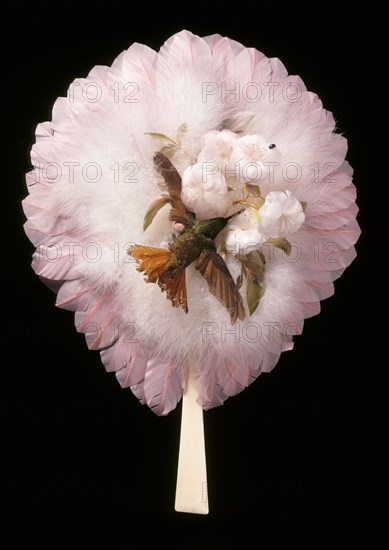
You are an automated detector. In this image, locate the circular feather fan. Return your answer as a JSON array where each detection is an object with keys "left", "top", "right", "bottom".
[
  {"left": 23, "top": 31, "right": 359, "bottom": 420},
  {"left": 23, "top": 30, "right": 360, "bottom": 513}
]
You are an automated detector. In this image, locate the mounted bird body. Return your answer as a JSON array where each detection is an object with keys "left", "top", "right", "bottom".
[{"left": 128, "top": 153, "right": 245, "bottom": 324}]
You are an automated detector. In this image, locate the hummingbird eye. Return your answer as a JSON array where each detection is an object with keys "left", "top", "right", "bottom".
[{"left": 268, "top": 143, "right": 276, "bottom": 149}]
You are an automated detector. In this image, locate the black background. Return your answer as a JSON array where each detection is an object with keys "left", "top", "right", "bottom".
[{"left": 3, "top": 1, "right": 372, "bottom": 546}]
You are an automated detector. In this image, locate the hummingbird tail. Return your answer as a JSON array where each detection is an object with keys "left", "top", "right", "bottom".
[
  {"left": 128, "top": 245, "right": 171, "bottom": 282},
  {"left": 128, "top": 245, "right": 188, "bottom": 313}
]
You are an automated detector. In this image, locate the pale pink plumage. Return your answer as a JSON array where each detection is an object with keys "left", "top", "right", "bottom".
[{"left": 23, "top": 30, "right": 360, "bottom": 415}]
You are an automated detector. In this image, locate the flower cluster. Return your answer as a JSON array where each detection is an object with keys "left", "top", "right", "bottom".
[
  {"left": 180, "top": 129, "right": 305, "bottom": 257},
  {"left": 144, "top": 125, "right": 307, "bottom": 317}
]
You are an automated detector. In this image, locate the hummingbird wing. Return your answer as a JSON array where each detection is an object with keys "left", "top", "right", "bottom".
[
  {"left": 154, "top": 152, "right": 195, "bottom": 228},
  {"left": 195, "top": 249, "right": 245, "bottom": 324},
  {"left": 158, "top": 270, "right": 188, "bottom": 313}
]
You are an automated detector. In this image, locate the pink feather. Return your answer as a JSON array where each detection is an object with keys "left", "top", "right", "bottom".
[{"left": 22, "top": 30, "right": 360, "bottom": 416}]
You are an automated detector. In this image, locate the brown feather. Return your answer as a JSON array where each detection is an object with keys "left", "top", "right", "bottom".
[
  {"left": 159, "top": 270, "right": 188, "bottom": 313},
  {"left": 128, "top": 245, "right": 188, "bottom": 312},
  {"left": 153, "top": 152, "right": 195, "bottom": 228},
  {"left": 128, "top": 245, "right": 171, "bottom": 282},
  {"left": 196, "top": 250, "right": 245, "bottom": 324},
  {"left": 153, "top": 152, "right": 182, "bottom": 198}
]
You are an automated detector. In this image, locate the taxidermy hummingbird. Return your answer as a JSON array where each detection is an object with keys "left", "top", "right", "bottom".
[{"left": 128, "top": 152, "right": 245, "bottom": 324}]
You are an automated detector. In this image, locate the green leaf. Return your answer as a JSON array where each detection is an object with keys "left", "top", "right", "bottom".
[
  {"left": 236, "top": 273, "right": 243, "bottom": 290},
  {"left": 239, "top": 250, "right": 266, "bottom": 282},
  {"left": 143, "top": 196, "right": 170, "bottom": 231},
  {"left": 216, "top": 242, "right": 226, "bottom": 256},
  {"left": 266, "top": 237, "right": 292, "bottom": 256},
  {"left": 245, "top": 184, "right": 262, "bottom": 197},
  {"left": 250, "top": 206, "right": 260, "bottom": 224},
  {"left": 239, "top": 250, "right": 266, "bottom": 316},
  {"left": 176, "top": 123, "right": 188, "bottom": 143},
  {"left": 144, "top": 132, "right": 177, "bottom": 145},
  {"left": 220, "top": 111, "right": 256, "bottom": 133},
  {"left": 246, "top": 277, "right": 264, "bottom": 315},
  {"left": 159, "top": 144, "right": 178, "bottom": 160}
]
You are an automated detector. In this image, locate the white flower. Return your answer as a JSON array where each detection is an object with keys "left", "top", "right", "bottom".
[
  {"left": 259, "top": 190, "right": 305, "bottom": 237},
  {"left": 231, "top": 134, "right": 269, "bottom": 183},
  {"left": 225, "top": 209, "right": 266, "bottom": 255},
  {"left": 181, "top": 162, "right": 232, "bottom": 220},
  {"left": 198, "top": 129, "right": 238, "bottom": 164},
  {"left": 198, "top": 130, "right": 242, "bottom": 192}
]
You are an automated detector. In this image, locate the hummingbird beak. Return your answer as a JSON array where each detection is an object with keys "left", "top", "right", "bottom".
[{"left": 225, "top": 208, "right": 246, "bottom": 221}]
